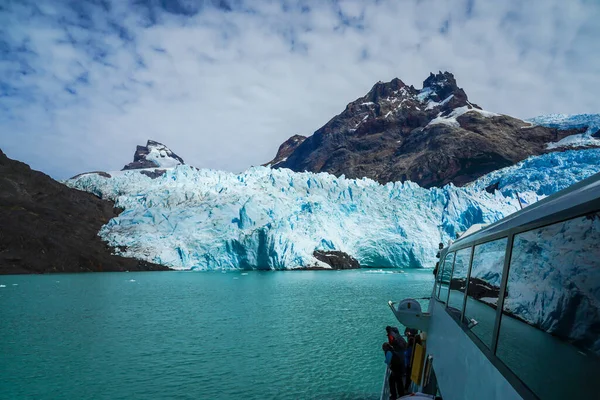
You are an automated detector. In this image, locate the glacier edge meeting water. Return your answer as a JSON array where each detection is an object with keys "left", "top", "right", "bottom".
[{"left": 66, "top": 146, "right": 600, "bottom": 271}]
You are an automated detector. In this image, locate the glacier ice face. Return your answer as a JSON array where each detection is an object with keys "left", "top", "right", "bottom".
[
  {"left": 66, "top": 147, "right": 600, "bottom": 271},
  {"left": 527, "top": 113, "right": 600, "bottom": 150},
  {"left": 470, "top": 148, "right": 600, "bottom": 198},
  {"left": 67, "top": 168, "right": 520, "bottom": 270}
]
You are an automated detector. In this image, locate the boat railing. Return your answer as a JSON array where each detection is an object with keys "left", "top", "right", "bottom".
[{"left": 380, "top": 367, "right": 391, "bottom": 400}]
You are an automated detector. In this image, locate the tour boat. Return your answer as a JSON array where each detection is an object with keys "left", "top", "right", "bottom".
[{"left": 385, "top": 172, "right": 600, "bottom": 399}]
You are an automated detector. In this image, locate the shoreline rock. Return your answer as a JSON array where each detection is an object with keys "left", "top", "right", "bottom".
[{"left": 312, "top": 250, "right": 361, "bottom": 270}]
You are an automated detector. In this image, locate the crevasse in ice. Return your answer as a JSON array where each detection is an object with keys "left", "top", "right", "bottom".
[{"left": 66, "top": 147, "right": 600, "bottom": 271}]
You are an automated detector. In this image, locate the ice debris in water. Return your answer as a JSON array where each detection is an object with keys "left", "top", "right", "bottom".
[
  {"left": 66, "top": 147, "right": 600, "bottom": 271},
  {"left": 0, "top": 285, "right": 6, "bottom": 288},
  {"left": 362, "top": 270, "right": 398, "bottom": 274}
]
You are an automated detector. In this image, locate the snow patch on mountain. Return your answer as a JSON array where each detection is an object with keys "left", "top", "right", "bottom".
[
  {"left": 122, "top": 140, "right": 184, "bottom": 170},
  {"left": 425, "top": 94, "right": 454, "bottom": 110},
  {"left": 145, "top": 144, "right": 183, "bottom": 168},
  {"left": 427, "top": 106, "right": 500, "bottom": 128}
]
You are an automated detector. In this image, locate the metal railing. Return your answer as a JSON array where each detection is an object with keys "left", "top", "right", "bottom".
[{"left": 380, "top": 367, "right": 391, "bottom": 400}]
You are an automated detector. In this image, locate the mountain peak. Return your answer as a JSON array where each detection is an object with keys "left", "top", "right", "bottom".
[
  {"left": 266, "top": 71, "right": 597, "bottom": 187},
  {"left": 420, "top": 71, "right": 469, "bottom": 106},
  {"left": 365, "top": 77, "right": 408, "bottom": 103},
  {"left": 122, "top": 140, "right": 184, "bottom": 171},
  {"left": 423, "top": 71, "right": 457, "bottom": 90}
]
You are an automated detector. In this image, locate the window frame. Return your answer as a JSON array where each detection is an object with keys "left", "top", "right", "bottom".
[
  {"left": 443, "top": 245, "right": 473, "bottom": 320},
  {"left": 494, "top": 211, "right": 600, "bottom": 399},
  {"left": 436, "top": 251, "right": 455, "bottom": 304},
  {"left": 458, "top": 237, "right": 509, "bottom": 349}
]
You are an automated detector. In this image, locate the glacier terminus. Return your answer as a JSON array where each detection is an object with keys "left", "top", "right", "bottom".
[{"left": 66, "top": 142, "right": 600, "bottom": 271}]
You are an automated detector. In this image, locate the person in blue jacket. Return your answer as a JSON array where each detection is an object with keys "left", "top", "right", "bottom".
[{"left": 382, "top": 342, "right": 405, "bottom": 399}]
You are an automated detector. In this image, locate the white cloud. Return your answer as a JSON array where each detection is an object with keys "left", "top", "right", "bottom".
[{"left": 1, "top": 0, "right": 599, "bottom": 179}]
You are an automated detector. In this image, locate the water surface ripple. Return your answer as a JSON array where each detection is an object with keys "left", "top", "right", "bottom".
[{"left": 0, "top": 270, "right": 432, "bottom": 400}]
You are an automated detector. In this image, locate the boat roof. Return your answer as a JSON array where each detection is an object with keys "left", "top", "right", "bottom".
[
  {"left": 456, "top": 223, "right": 488, "bottom": 240},
  {"left": 448, "top": 171, "right": 600, "bottom": 251}
]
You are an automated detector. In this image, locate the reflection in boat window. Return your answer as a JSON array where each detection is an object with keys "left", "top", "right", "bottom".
[
  {"left": 447, "top": 247, "right": 472, "bottom": 316},
  {"left": 437, "top": 252, "right": 454, "bottom": 303},
  {"left": 497, "top": 212, "right": 600, "bottom": 399},
  {"left": 463, "top": 238, "right": 507, "bottom": 349}
]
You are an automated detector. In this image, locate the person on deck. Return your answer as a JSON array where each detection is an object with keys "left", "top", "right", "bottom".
[
  {"left": 386, "top": 325, "right": 407, "bottom": 352},
  {"left": 383, "top": 342, "right": 405, "bottom": 399}
]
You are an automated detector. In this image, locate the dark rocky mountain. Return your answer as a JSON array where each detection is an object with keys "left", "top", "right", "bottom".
[
  {"left": 267, "top": 72, "right": 592, "bottom": 188},
  {"left": 265, "top": 134, "right": 306, "bottom": 167},
  {"left": 0, "top": 149, "right": 170, "bottom": 274},
  {"left": 122, "top": 140, "right": 184, "bottom": 170}
]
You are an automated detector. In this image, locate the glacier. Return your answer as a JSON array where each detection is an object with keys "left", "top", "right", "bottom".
[
  {"left": 469, "top": 148, "right": 600, "bottom": 197},
  {"left": 66, "top": 146, "right": 600, "bottom": 271},
  {"left": 527, "top": 113, "right": 600, "bottom": 150}
]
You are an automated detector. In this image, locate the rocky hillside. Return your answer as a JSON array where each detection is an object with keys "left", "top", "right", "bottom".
[
  {"left": 265, "top": 135, "right": 306, "bottom": 167},
  {"left": 267, "top": 72, "right": 595, "bottom": 187},
  {"left": 0, "top": 149, "right": 170, "bottom": 274}
]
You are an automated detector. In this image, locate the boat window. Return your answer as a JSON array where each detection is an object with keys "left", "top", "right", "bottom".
[
  {"left": 463, "top": 237, "right": 507, "bottom": 349},
  {"left": 437, "top": 252, "right": 454, "bottom": 303},
  {"left": 496, "top": 212, "right": 600, "bottom": 399},
  {"left": 447, "top": 247, "right": 472, "bottom": 317}
]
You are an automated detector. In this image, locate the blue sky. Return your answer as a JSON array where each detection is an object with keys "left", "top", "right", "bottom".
[{"left": 1, "top": 0, "right": 599, "bottom": 179}]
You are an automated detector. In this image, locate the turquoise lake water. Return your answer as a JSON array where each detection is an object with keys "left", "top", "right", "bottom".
[{"left": 0, "top": 269, "right": 433, "bottom": 400}]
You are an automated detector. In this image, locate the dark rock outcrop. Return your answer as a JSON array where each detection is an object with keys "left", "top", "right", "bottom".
[
  {"left": 0, "top": 149, "right": 171, "bottom": 274},
  {"left": 69, "top": 171, "right": 112, "bottom": 180},
  {"left": 485, "top": 181, "right": 500, "bottom": 194},
  {"left": 264, "top": 135, "right": 306, "bottom": 167},
  {"left": 140, "top": 169, "right": 167, "bottom": 179},
  {"left": 122, "top": 140, "right": 184, "bottom": 170},
  {"left": 312, "top": 250, "right": 360, "bottom": 270},
  {"left": 268, "top": 71, "right": 595, "bottom": 188}
]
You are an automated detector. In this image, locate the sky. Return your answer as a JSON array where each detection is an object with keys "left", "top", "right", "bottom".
[{"left": 1, "top": 0, "right": 599, "bottom": 179}]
